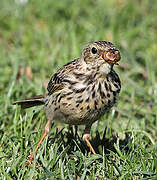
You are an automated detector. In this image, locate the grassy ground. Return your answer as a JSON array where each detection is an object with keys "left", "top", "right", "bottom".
[{"left": 0, "top": 0, "right": 157, "bottom": 179}]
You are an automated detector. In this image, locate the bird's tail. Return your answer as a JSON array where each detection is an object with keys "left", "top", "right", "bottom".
[{"left": 13, "top": 95, "right": 45, "bottom": 109}]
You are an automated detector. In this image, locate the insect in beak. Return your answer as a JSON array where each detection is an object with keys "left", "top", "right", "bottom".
[{"left": 100, "top": 49, "right": 121, "bottom": 65}]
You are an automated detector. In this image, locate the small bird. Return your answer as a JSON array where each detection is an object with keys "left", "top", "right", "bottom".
[{"left": 13, "top": 41, "right": 121, "bottom": 164}]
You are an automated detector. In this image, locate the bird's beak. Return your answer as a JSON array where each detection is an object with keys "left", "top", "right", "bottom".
[{"left": 100, "top": 49, "right": 121, "bottom": 65}]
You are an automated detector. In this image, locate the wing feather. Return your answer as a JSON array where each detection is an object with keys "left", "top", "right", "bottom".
[{"left": 47, "top": 58, "right": 79, "bottom": 95}]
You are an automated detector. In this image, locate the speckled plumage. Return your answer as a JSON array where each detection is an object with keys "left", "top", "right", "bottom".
[
  {"left": 45, "top": 61, "right": 121, "bottom": 126},
  {"left": 44, "top": 41, "right": 121, "bottom": 126},
  {"left": 14, "top": 41, "right": 121, "bottom": 159}
]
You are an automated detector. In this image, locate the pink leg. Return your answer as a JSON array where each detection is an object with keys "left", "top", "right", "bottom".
[
  {"left": 25, "top": 119, "right": 52, "bottom": 166},
  {"left": 83, "top": 125, "right": 96, "bottom": 154}
]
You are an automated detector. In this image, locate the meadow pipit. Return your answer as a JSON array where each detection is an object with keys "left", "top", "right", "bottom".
[{"left": 14, "top": 41, "right": 121, "bottom": 164}]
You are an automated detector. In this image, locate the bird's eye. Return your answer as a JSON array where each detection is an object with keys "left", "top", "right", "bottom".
[{"left": 91, "top": 47, "right": 97, "bottom": 54}]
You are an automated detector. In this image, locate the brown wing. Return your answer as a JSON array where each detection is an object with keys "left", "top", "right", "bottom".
[
  {"left": 47, "top": 58, "right": 79, "bottom": 95},
  {"left": 47, "top": 72, "right": 63, "bottom": 94}
]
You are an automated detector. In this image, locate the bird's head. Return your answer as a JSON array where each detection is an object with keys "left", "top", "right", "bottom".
[{"left": 82, "top": 41, "right": 121, "bottom": 74}]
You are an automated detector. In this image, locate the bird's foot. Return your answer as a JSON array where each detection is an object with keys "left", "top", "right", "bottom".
[{"left": 25, "top": 154, "right": 38, "bottom": 168}]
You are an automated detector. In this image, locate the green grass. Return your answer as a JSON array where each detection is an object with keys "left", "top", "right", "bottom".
[{"left": 0, "top": 0, "right": 157, "bottom": 179}]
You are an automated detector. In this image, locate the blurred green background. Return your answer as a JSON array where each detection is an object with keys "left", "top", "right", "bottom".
[{"left": 0, "top": 0, "right": 157, "bottom": 179}]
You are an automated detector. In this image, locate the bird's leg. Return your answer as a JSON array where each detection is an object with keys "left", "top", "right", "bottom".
[
  {"left": 83, "top": 125, "right": 96, "bottom": 154},
  {"left": 25, "top": 119, "right": 52, "bottom": 166}
]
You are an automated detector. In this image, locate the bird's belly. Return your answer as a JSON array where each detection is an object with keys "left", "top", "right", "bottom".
[
  {"left": 45, "top": 77, "right": 120, "bottom": 125},
  {"left": 51, "top": 93, "right": 117, "bottom": 125},
  {"left": 53, "top": 102, "right": 112, "bottom": 125}
]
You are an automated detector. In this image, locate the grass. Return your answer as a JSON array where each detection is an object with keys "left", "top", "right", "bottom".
[{"left": 0, "top": 0, "right": 157, "bottom": 179}]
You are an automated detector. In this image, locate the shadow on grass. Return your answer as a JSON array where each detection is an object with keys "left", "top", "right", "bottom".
[
  {"left": 37, "top": 127, "right": 156, "bottom": 179},
  {"left": 48, "top": 126, "right": 131, "bottom": 156}
]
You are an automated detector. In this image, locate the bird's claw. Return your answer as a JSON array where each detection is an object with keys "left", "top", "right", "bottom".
[{"left": 25, "top": 154, "right": 38, "bottom": 168}]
